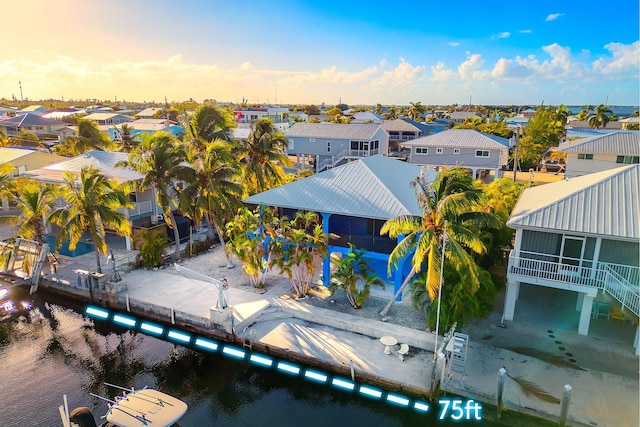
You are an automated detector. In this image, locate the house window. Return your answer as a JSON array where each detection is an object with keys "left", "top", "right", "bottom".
[
  {"left": 128, "top": 192, "right": 138, "bottom": 203},
  {"left": 475, "top": 150, "right": 489, "bottom": 157},
  {"left": 415, "top": 147, "right": 428, "bottom": 154},
  {"left": 578, "top": 153, "right": 594, "bottom": 160},
  {"left": 616, "top": 155, "right": 640, "bottom": 164},
  {"left": 436, "top": 147, "right": 443, "bottom": 154},
  {"left": 327, "top": 141, "right": 331, "bottom": 152},
  {"left": 453, "top": 148, "right": 460, "bottom": 154}
]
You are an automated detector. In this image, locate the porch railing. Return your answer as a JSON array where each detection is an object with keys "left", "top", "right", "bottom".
[
  {"left": 316, "top": 148, "right": 380, "bottom": 172},
  {"left": 508, "top": 251, "right": 639, "bottom": 317},
  {"left": 117, "top": 200, "right": 153, "bottom": 218}
]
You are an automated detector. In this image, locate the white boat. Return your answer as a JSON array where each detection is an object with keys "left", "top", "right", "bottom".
[{"left": 60, "top": 383, "right": 188, "bottom": 427}]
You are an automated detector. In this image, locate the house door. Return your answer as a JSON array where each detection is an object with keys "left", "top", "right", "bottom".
[{"left": 560, "top": 235, "right": 585, "bottom": 275}]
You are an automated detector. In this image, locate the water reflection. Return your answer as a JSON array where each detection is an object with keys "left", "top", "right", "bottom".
[{"left": 0, "top": 288, "right": 509, "bottom": 427}]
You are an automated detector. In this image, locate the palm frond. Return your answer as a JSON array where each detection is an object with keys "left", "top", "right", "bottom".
[
  {"left": 507, "top": 347, "right": 586, "bottom": 371},
  {"left": 507, "top": 375, "right": 561, "bottom": 404}
]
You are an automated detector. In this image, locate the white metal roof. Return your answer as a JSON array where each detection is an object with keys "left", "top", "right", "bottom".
[
  {"left": 286, "top": 123, "right": 382, "bottom": 140},
  {"left": 507, "top": 164, "right": 639, "bottom": 240},
  {"left": 558, "top": 131, "right": 640, "bottom": 155},
  {"left": 401, "top": 129, "right": 510, "bottom": 149},
  {"left": 244, "top": 155, "right": 431, "bottom": 220},
  {"left": 25, "top": 150, "right": 142, "bottom": 183}
]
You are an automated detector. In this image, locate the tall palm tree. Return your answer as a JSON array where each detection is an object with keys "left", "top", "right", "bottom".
[
  {"left": 121, "top": 133, "right": 193, "bottom": 260},
  {"left": 379, "top": 168, "right": 500, "bottom": 316},
  {"left": 10, "top": 181, "right": 58, "bottom": 243},
  {"left": 48, "top": 166, "right": 132, "bottom": 274},
  {"left": 384, "top": 107, "right": 398, "bottom": 120},
  {"left": 186, "top": 104, "right": 234, "bottom": 150},
  {"left": 588, "top": 104, "right": 613, "bottom": 129},
  {"left": 183, "top": 138, "right": 243, "bottom": 267},
  {"left": 240, "top": 118, "right": 292, "bottom": 195}
]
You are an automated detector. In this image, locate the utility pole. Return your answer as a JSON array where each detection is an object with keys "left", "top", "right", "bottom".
[
  {"left": 512, "top": 127, "right": 520, "bottom": 182},
  {"left": 18, "top": 81, "right": 23, "bottom": 102}
]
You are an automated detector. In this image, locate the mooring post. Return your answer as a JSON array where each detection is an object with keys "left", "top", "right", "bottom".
[
  {"left": 497, "top": 367, "right": 507, "bottom": 420},
  {"left": 349, "top": 360, "right": 355, "bottom": 381},
  {"left": 125, "top": 294, "right": 130, "bottom": 312},
  {"left": 171, "top": 306, "right": 175, "bottom": 325},
  {"left": 559, "top": 384, "right": 572, "bottom": 426}
]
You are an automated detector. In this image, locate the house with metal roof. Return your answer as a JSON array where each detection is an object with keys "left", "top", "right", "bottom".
[
  {"left": 0, "top": 113, "right": 68, "bottom": 139},
  {"left": 25, "top": 151, "right": 162, "bottom": 251},
  {"left": 381, "top": 118, "right": 430, "bottom": 156},
  {"left": 448, "top": 111, "right": 482, "bottom": 123},
  {"left": 557, "top": 131, "right": 640, "bottom": 178},
  {"left": 505, "top": 165, "right": 639, "bottom": 353},
  {"left": 83, "top": 113, "right": 133, "bottom": 126},
  {"left": 20, "top": 105, "right": 49, "bottom": 116},
  {"left": 401, "top": 129, "right": 510, "bottom": 181},
  {"left": 244, "top": 155, "right": 432, "bottom": 296},
  {"left": 285, "top": 122, "right": 389, "bottom": 172},
  {"left": 135, "top": 107, "right": 164, "bottom": 119}
]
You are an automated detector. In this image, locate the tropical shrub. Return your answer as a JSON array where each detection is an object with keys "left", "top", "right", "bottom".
[
  {"left": 269, "top": 211, "right": 331, "bottom": 298},
  {"left": 136, "top": 228, "right": 170, "bottom": 268},
  {"left": 330, "top": 246, "right": 384, "bottom": 308}
]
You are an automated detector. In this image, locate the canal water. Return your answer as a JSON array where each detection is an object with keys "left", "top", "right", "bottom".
[{"left": 0, "top": 288, "right": 536, "bottom": 427}]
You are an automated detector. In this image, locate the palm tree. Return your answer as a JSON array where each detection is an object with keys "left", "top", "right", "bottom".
[
  {"left": 48, "top": 166, "right": 132, "bottom": 274},
  {"left": 10, "top": 181, "right": 58, "bottom": 243},
  {"left": 183, "top": 138, "right": 243, "bottom": 267},
  {"left": 384, "top": 107, "right": 398, "bottom": 120},
  {"left": 379, "top": 167, "right": 500, "bottom": 316},
  {"left": 117, "top": 124, "right": 140, "bottom": 152},
  {"left": 186, "top": 104, "right": 234, "bottom": 149},
  {"left": 120, "top": 133, "right": 193, "bottom": 260},
  {"left": 408, "top": 101, "right": 426, "bottom": 121},
  {"left": 54, "top": 119, "right": 113, "bottom": 156},
  {"left": 240, "top": 118, "right": 292, "bottom": 195},
  {"left": 588, "top": 104, "right": 613, "bottom": 129}
]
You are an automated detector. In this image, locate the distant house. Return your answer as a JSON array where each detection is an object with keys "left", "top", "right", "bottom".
[
  {"left": 83, "top": 113, "right": 133, "bottom": 126},
  {"left": 0, "top": 147, "right": 66, "bottom": 210},
  {"left": 285, "top": 122, "right": 389, "bottom": 172},
  {"left": 106, "top": 119, "right": 185, "bottom": 141},
  {"left": 19, "top": 105, "right": 49, "bottom": 116},
  {"left": 567, "top": 120, "right": 622, "bottom": 130},
  {"left": 25, "top": 151, "right": 161, "bottom": 251},
  {"left": 505, "top": 165, "right": 639, "bottom": 354},
  {"left": 557, "top": 131, "right": 640, "bottom": 178},
  {"left": 381, "top": 118, "right": 430, "bottom": 155},
  {"left": 520, "top": 108, "right": 536, "bottom": 117},
  {"left": 449, "top": 111, "right": 482, "bottom": 124},
  {"left": 244, "top": 155, "right": 431, "bottom": 296},
  {"left": 0, "top": 147, "right": 66, "bottom": 177},
  {"left": 402, "top": 129, "right": 510, "bottom": 181},
  {"left": 42, "top": 108, "right": 85, "bottom": 120},
  {"left": 348, "top": 111, "right": 383, "bottom": 124},
  {"left": 0, "top": 113, "right": 68, "bottom": 139},
  {"left": 135, "top": 107, "right": 163, "bottom": 119},
  {"left": 234, "top": 106, "right": 290, "bottom": 131}
]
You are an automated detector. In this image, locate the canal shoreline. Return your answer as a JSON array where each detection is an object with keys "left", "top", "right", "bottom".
[{"left": 31, "top": 259, "right": 640, "bottom": 427}]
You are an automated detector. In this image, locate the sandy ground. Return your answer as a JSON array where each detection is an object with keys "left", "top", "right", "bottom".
[{"left": 175, "top": 243, "right": 638, "bottom": 380}]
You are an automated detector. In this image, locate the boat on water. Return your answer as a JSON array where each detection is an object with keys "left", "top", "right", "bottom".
[{"left": 60, "top": 383, "right": 188, "bottom": 427}]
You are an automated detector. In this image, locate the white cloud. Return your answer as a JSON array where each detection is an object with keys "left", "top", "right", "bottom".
[
  {"left": 448, "top": 42, "right": 460, "bottom": 47},
  {"left": 491, "top": 32, "right": 511, "bottom": 40},
  {"left": 240, "top": 62, "right": 254, "bottom": 70},
  {"left": 491, "top": 58, "right": 534, "bottom": 79},
  {"left": 430, "top": 61, "right": 457, "bottom": 82},
  {"left": 458, "top": 53, "right": 489, "bottom": 80},
  {"left": 369, "top": 58, "right": 425, "bottom": 88},
  {"left": 545, "top": 13, "right": 564, "bottom": 21},
  {"left": 592, "top": 41, "right": 640, "bottom": 77},
  {"left": 519, "top": 29, "right": 532, "bottom": 34}
]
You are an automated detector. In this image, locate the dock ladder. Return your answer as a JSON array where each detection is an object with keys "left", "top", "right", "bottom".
[{"left": 242, "top": 327, "right": 256, "bottom": 350}]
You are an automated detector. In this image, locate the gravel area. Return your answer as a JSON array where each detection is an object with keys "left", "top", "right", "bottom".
[{"left": 177, "top": 244, "right": 639, "bottom": 379}]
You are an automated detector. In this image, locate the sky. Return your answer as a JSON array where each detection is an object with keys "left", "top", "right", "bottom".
[{"left": 1, "top": 0, "right": 638, "bottom": 107}]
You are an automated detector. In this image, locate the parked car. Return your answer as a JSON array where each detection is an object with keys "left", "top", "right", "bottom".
[{"left": 540, "top": 159, "right": 565, "bottom": 173}]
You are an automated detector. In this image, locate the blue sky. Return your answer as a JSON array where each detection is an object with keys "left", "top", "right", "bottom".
[{"left": 1, "top": 0, "right": 638, "bottom": 106}]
